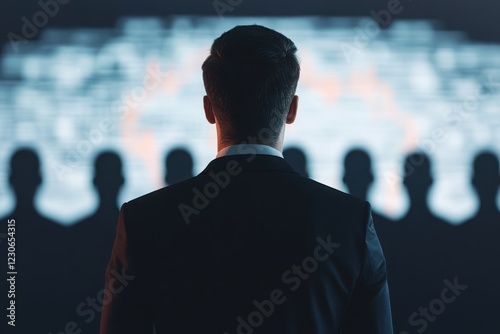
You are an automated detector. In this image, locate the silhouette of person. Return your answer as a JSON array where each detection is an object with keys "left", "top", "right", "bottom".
[
  {"left": 342, "top": 148, "right": 393, "bottom": 225},
  {"left": 342, "top": 149, "right": 373, "bottom": 200},
  {"left": 450, "top": 151, "right": 500, "bottom": 333},
  {"left": 164, "top": 147, "right": 194, "bottom": 186},
  {"left": 391, "top": 151, "right": 453, "bottom": 334},
  {"left": 0, "top": 147, "right": 66, "bottom": 333},
  {"left": 342, "top": 148, "right": 397, "bottom": 245},
  {"left": 69, "top": 151, "right": 125, "bottom": 334},
  {"left": 463, "top": 151, "right": 500, "bottom": 227},
  {"left": 3, "top": 148, "right": 60, "bottom": 227},
  {"left": 283, "top": 146, "right": 309, "bottom": 177},
  {"left": 398, "top": 152, "right": 449, "bottom": 227}
]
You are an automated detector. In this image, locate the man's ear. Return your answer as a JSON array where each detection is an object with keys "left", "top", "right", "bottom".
[
  {"left": 204, "top": 95, "right": 216, "bottom": 124},
  {"left": 286, "top": 95, "right": 298, "bottom": 124}
]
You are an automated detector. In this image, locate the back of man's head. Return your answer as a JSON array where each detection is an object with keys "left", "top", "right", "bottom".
[{"left": 202, "top": 25, "right": 300, "bottom": 144}]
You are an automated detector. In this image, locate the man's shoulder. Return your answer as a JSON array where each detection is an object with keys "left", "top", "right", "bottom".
[
  {"left": 125, "top": 172, "right": 366, "bottom": 214},
  {"left": 125, "top": 175, "right": 203, "bottom": 210},
  {"left": 302, "top": 176, "right": 365, "bottom": 203}
]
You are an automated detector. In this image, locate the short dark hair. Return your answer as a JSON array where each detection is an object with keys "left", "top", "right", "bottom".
[{"left": 202, "top": 25, "right": 300, "bottom": 144}]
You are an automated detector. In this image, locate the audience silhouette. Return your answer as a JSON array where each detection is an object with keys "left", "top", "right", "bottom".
[
  {"left": 69, "top": 151, "right": 125, "bottom": 334},
  {"left": 1, "top": 146, "right": 499, "bottom": 333},
  {"left": 0, "top": 148, "right": 66, "bottom": 333},
  {"left": 342, "top": 148, "right": 393, "bottom": 226},
  {"left": 463, "top": 151, "right": 500, "bottom": 227},
  {"left": 283, "top": 146, "right": 309, "bottom": 177},
  {"left": 390, "top": 152, "right": 458, "bottom": 333},
  {"left": 3, "top": 148, "right": 60, "bottom": 227},
  {"left": 399, "top": 152, "right": 449, "bottom": 227},
  {"left": 164, "top": 147, "right": 194, "bottom": 185},
  {"left": 450, "top": 151, "right": 500, "bottom": 333}
]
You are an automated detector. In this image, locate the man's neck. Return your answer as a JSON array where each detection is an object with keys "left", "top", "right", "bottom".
[
  {"left": 215, "top": 124, "right": 285, "bottom": 153},
  {"left": 216, "top": 143, "right": 284, "bottom": 158},
  {"left": 218, "top": 142, "right": 282, "bottom": 152}
]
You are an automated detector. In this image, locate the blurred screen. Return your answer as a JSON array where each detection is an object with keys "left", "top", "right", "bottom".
[{"left": 1, "top": 16, "right": 499, "bottom": 224}]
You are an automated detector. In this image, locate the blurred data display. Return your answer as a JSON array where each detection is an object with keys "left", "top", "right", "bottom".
[{"left": 1, "top": 16, "right": 499, "bottom": 224}]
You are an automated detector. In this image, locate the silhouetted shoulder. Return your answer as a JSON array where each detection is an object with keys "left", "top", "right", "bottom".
[
  {"left": 126, "top": 174, "right": 208, "bottom": 209},
  {"left": 303, "top": 176, "right": 369, "bottom": 210},
  {"left": 122, "top": 169, "right": 370, "bottom": 242}
]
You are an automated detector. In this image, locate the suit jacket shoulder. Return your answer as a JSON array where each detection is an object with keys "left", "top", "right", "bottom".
[{"left": 101, "top": 154, "right": 392, "bottom": 334}]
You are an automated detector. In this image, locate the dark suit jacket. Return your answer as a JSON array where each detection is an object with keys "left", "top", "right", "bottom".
[{"left": 100, "top": 154, "right": 393, "bottom": 334}]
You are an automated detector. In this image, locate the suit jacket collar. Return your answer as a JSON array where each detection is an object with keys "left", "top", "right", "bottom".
[{"left": 199, "top": 154, "right": 299, "bottom": 176}]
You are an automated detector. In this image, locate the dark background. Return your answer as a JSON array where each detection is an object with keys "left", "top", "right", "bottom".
[{"left": 1, "top": 0, "right": 500, "bottom": 48}]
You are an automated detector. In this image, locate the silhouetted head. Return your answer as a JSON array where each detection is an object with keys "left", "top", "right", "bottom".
[
  {"left": 471, "top": 151, "right": 500, "bottom": 202},
  {"left": 403, "top": 152, "right": 433, "bottom": 202},
  {"left": 92, "top": 151, "right": 124, "bottom": 201},
  {"left": 8, "top": 148, "right": 42, "bottom": 203},
  {"left": 283, "top": 147, "right": 309, "bottom": 177},
  {"left": 202, "top": 25, "right": 300, "bottom": 146},
  {"left": 165, "top": 148, "right": 194, "bottom": 185},
  {"left": 342, "top": 148, "right": 374, "bottom": 201}
]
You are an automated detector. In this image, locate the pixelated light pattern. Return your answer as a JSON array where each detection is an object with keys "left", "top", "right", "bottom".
[{"left": 0, "top": 16, "right": 499, "bottom": 224}]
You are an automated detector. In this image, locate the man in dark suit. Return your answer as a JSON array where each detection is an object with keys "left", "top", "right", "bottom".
[{"left": 100, "top": 25, "right": 393, "bottom": 334}]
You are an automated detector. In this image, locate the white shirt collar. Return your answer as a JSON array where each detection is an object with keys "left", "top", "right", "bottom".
[{"left": 216, "top": 144, "right": 284, "bottom": 158}]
